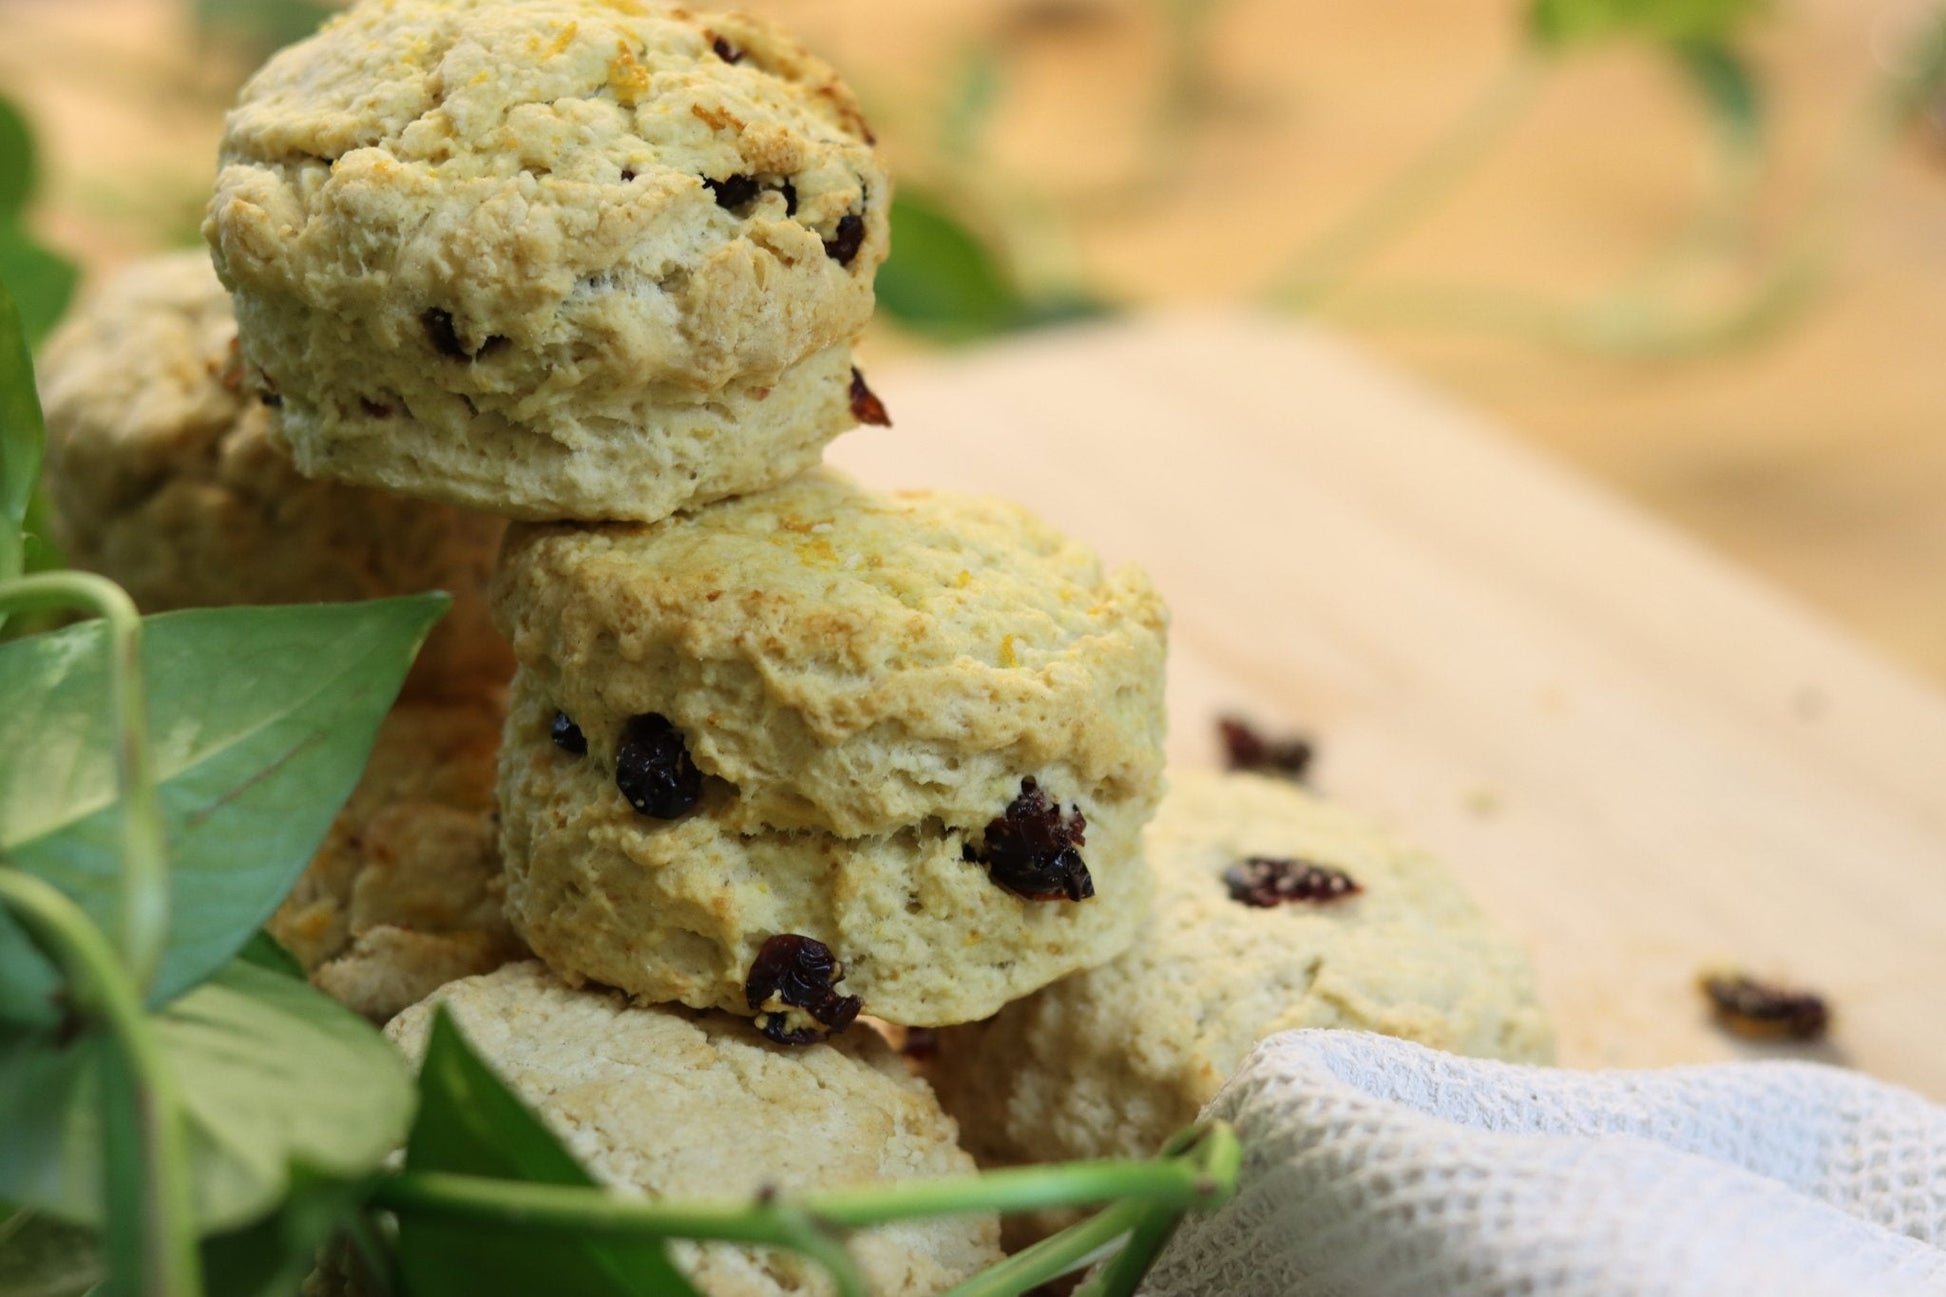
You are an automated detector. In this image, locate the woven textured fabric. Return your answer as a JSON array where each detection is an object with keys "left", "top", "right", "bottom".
[{"left": 1141, "top": 1031, "right": 1946, "bottom": 1297}]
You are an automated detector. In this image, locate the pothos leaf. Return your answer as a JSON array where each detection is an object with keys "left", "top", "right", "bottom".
[
  {"left": 1679, "top": 41, "right": 1762, "bottom": 146},
  {"left": 0, "top": 596, "right": 448, "bottom": 1023},
  {"left": 0, "top": 960, "right": 413, "bottom": 1234},
  {"left": 0, "top": 1208, "right": 103, "bottom": 1297},
  {"left": 1529, "top": 0, "right": 1768, "bottom": 50},
  {"left": 0, "top": 96, "right": 33, "bottom": 226},
  {"left": 0, "top": 227, "right": 80, "bottom": 350},
  {"left": 878, "top": 191, "right": 1026, "bottom": 343},
  {"left": 394, "top": 1008, "right": 701, "bottom": 1297},
  {"left": 0, "top": 275, "right": 45, "bottom": 587}
]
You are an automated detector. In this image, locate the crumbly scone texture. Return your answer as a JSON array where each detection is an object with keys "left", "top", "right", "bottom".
[
  {"left": 37, "top": 251, "right": 511, "bottom": 700},
  {"left": 387, "top": 963, "right": 1002, "bottom": 1297},
  {"left": 271, "top": 699, "right": 527, "bottom": 1021},
  {"left": 498, "top": 674, "right": 1152, "bottom": 1027},
  {"left": 494, "top": 470, "right": 1170, "bottom": 838},
  {"left": 928, "top": 771, "right": 1555, "bottom": 1165},
  {"left": 205, "top": 0, "right": 888, "bottom": 522}
]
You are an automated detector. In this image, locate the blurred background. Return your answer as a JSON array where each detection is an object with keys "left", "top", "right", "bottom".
[{"left": 3, "top": 0, "right": 1944, "bottom": 681}]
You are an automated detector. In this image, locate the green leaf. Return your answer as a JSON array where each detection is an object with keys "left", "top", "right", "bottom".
[
  {"left": 0, "top": 275, "right": 45, "bottom": 588},
  {"left": 0, "top": 960, "right": 413, "bottom": 1234},
  {"left": 193, "top": 0, "right": 337, "bottom": 57},
  {"left": 395, "top": 1008, "right": 700, "bottom": 1297},
  {"left": 878, "top": 192, "right": 1026, "bottom": 343},
  {"left": 0, "top": 1208, "right": 103, "bottom": 1297},
  {"left": 1529, "top": 0, "right": 1768, "bottom": 49},
  {"left": 0, "top": 97, "right": 33, "bottom": 226},
  {"left": 1679, "top": 41, "right": 1761, "bottom": 146},
  {"left": 199, "top": 1171, "right": 370, "bottom": 1297},
  {"left": 0, "top": 226, "right": 79, "bottom": 350},
  {"left": 235, "top": 930, "right": 305, "bottom": 981},
  {"left": 0, "top": 596, "right": 448, "bottom": 1023}
]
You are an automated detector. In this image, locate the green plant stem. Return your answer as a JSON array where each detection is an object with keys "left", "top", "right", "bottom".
[
  {"left": 0, "top": 867, "right": 199, "bottom": 1297},
  {"left": 0, "top": 573, "right": 166, "bottom": 993},
  {"left": 1271, "top": 48, "right": 1549, "bottom": 312},
  {"left": 378, "top": 1125, "right": 1239, "bottom": 1297}
]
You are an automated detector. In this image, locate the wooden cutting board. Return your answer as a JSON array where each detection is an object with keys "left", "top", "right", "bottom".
[{"left": 829, "top": 312, "right": 1946, "bottom": 1100}]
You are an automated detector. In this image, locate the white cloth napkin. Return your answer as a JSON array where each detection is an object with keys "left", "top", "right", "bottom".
[{"left": 1139, "top": 1030, "right": 1946, "bottom": 1297}]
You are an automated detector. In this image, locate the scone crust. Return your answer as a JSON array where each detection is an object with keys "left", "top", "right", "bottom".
[
  {"left": 271, "top": 699, "right": 527, "bottom": 1021},
  {"left": 929, "top": 771, "right": 1555, "bottom": 1164},
  {"left": 387, "top": 963, "right": 1002, "bottom": 1297},
  {"left": 493, "top": 470, "right": 1170, "bottom": 839},
  {"left": 37, "top": 251, "right": 510, "bottom": 699},
  {"left": 205, "top": 0, "right": 888, "bottom": 521},
  {"left": 498, "top": 675, "right": 1152, "bottom": 1027}
]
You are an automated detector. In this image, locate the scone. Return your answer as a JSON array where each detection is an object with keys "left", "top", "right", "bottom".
[
  {"left": 271, "top": 699, "right": 527, "bottom": 1021},
  {"left": 491, "top": 470, "right": 1169, "bottom": 1028},
  {"left": 499, "top": 674, "right": 1152, "bottom": 1028},
  {"left": 205, "top": 0, "right": 890, "bottom": 522},
  {"left": 37, "top": 251, "right": 510, "bottom": 701},
  {"left": 929, "top": 771, "right": 1554, "bottom": 1165},
  {"left": 493, "top": 470, "right": 1167, "bottom": 839},
  {"left": 387, "top": 963, "right": 1003, "bottom": 1297}
]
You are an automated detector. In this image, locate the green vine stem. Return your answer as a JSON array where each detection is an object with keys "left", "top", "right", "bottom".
[
  {"left": 1283, "top": 11, "right": 1946, "bottom": 356},
  {"left": 0, "top": 572, "right": 167, "bottom": 994},
  {"left": 0, "top": 867, "right": 200, "bottom": 1297},
  {"left": 1269, "top": 48, "right": 1550, "bottom": 312},
  {"left": 374, "top": 1123, "right": 1240, "bottom": 1297}
]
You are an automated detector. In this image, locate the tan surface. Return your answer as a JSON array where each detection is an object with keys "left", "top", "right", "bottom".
[
  {"left": 4, "top": 0, "right": 1943, "bottom": 678},
  {"left": 830, "top": 313, "right": 1946, "bottom": 1101}
]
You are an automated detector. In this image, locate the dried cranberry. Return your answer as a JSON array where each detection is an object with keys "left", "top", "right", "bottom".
[
  {"left": 711, "top": 35, "right": 744, "bottom": 64},
  {"left": 1224, "top": 857, "right": 1360, "bottom": 908},
  {"left": 967, "top": 778, "right": 1093, "bottom": 902},
  {"left": 613, "top": 713, "right": 702, "bottom": 819},
  {"left": 745, "top": 934, "right": 863, "bottom": 1045},
  {"left": 1218, "top": 716, "right": 1314, "bottom": 781},
  {"left": 823, "top": 212, "right": 865, "bottom": 265},
  {"left": 259, "top": 392, "right": 282, "bottom": 408},
  {"left": 621, "top": 168, "right": 637, "bottom": 182},
  {"left": 1702, "top": 973, "right": 1830, "bottom": 1042},
  {"left": 779, "top": 179, "right": 799, "bottom": 216},
  {"left": 550, "top": 710, "right": 587, "bottom": 756},
  {"left": 705, "top": 174, "right": 761, "bottom": 210},
  {"left": 423, "top": 307, "right": 469, "bottom": 359},
  {"left": 359, "top": 398, "right": 394, "bottom": 418},
  {"left": 849, "top": 368, "right": 891, "bottom": 427},
  {"left": 899, "top": 1026, "right": 939, "bottom": 1061}
]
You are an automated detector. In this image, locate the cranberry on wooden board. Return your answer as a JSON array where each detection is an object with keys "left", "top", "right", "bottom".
[
  {"left": 614, "top": 713, "right": 702, "bottom": 819},
  {"left": 1217, "top": 715, "right": 1315, "bottom": 781},
  {"left": 1701, "top": 973, "right": 1830, "bottom": 1042},
  {"left": 745, "top": 934, "right": 863, "bottom": 1045}
]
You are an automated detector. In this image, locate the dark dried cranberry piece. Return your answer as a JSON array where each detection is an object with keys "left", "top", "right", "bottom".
[
  {"left": 1224, "top": 857, "right": 1360, "bottom": 908},
  {"left": 613, "top": 713, "right": 702, "bottom": 819},
  {"left": 359, "top": 398, "right": 395, "bottom": 418},
  {"left": 779, "top": 179, "right": 798, "bottom": 217},
  {"left": 849, "top": 368, "right": 891, "bottom": 427},
  {"left": 711, "top": 35, "right": 744, "bottom": 64},
  {"left": 423, "top": 307, "right": 469, "bottom": 359},
  {"left": 1218, "top": 715, "right": 1314, "bottom": 781},
  {"left": 967, "top": 778, "right": 1093, "bottom": 902},
  {"left": 823, "top": 212, "right": 865, "bottom": 265},
  {"left": 705, "top": 174, "right": 761, "bottom": 210},
  {"left": 550, "top": 710, "right": 587, "bottom": 756},
  {"left": 259, "top": 392, "right": 282, "bottom": 408},
  {"left": 745, "top": 934, "right": 863, "bottom": 1045},
  {"left": 621, "top": 168, "right": 637, "bottom": 182},
  {"left": 1701, "top": 973, "right": 1830, "bottom": 1042}
]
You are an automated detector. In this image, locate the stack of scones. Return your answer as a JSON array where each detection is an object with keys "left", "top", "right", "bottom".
[{"left": 39, "top": 1, "right": 1554, "bottom": 1291}]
